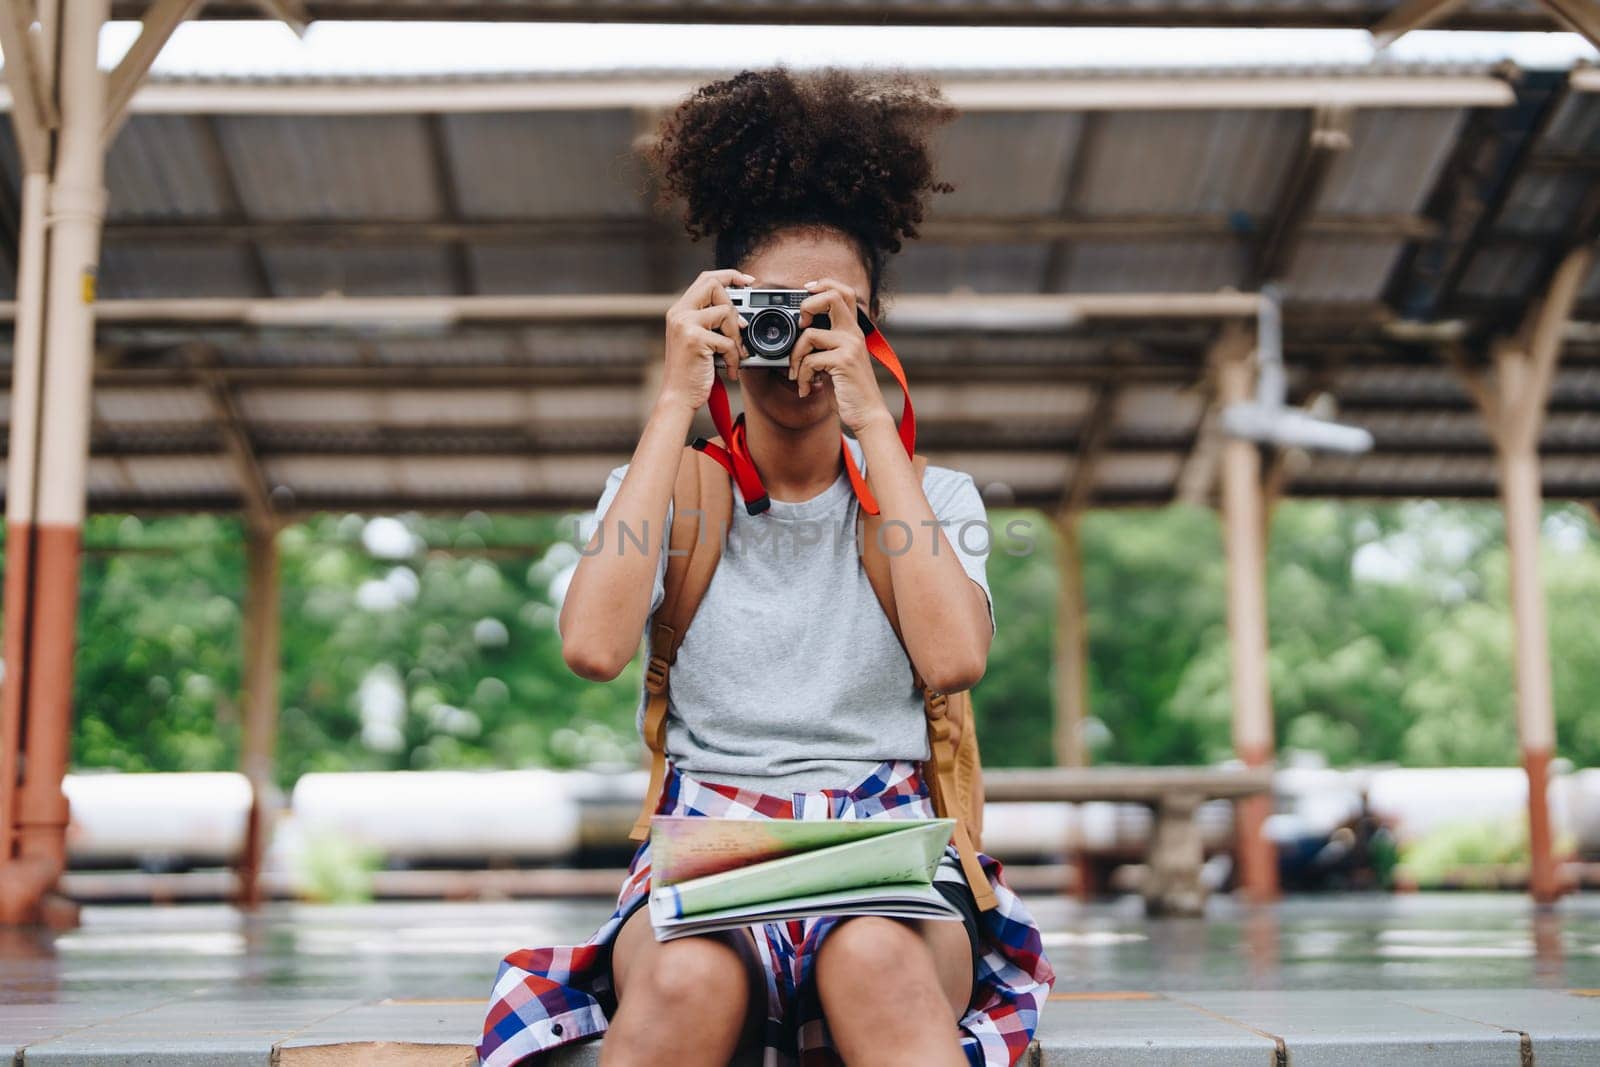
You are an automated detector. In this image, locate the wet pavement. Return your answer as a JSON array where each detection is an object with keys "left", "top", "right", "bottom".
[{"left": 3, "top": 892, "right": 1600, "bottom": 1062}]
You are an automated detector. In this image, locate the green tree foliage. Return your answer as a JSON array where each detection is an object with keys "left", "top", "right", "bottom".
[
  {"left": 16, "top": 499, "right": 1598, "bottom": 781},
  {"left": 976, "top": 499, "right": 1597, "bottom": 770},
  {"left": 74, "top": 515, "right": 246, "bottom": 773},
  {"left": 66, "top": 510, "right": 643, "bottom": 788}
]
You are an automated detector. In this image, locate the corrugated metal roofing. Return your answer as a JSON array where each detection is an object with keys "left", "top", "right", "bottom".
[
  {"left": 104, "top": 116, "right": 232, "bottom": 221},
  {"left": 930, "top": 112, "right": 1083, "bottom": 217},
  {"left": 1284, "top": 239, "right": 1406, "bottom": 302},
  {"left": 893, "top": 242, "right": 1054, "bottom": 294},
  {"left": 2, "top": 62, "right": 1597, "bottom": 513},
  {"left": 263, "top": 244, "right": 458, "bottom": 297},
  {"left": 1314, "top": 108, "right": 1465, "bottom": 215},
  {"left": 215, "top": 114, "right": 443, "bottom": 220},
  {"left": 1075, "top": 110, "right": 1300, "bottom": 216},
  {"left": 442, "top": 111, "right": 650, "bottom": 218},
  {"left": 97, "top": 246, "right": 261, "bottom": 299},
  {"left": 108, "top": 0, "right": 1568, "bottom": 31}
]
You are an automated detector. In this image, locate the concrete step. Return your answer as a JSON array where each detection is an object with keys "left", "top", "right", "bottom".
[{"left": 6, "top": 990, "right": 1600, "bottom": 1064}]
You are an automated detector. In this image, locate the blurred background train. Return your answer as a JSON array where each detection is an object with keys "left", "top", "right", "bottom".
[{"left": 56, "top": 754, "right": 1600, "bottom": 903}]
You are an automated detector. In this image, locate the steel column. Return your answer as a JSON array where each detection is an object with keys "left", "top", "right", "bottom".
[
  {"left": 0, "top": 0, "right": 109, "bottom": 926},
  {"left": 233, "top": 522, "right": 282, "bottom": 909},
  {"left": 1215, "top": 322, "right": 1280, "bottom": 904},
  {"left": 1052, "top": 513, "right": 1090, "bottom": 769}
]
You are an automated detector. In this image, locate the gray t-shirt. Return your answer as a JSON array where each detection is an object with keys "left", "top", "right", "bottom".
[{"left": 580, "top": 435, "right": 995, "bottom": 796}]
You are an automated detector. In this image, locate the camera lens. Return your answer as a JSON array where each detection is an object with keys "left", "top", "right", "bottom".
[{"left": 747, "top": 308, "right": 796, "bottom": 358}]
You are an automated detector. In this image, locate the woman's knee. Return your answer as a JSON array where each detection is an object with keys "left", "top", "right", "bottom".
[
  {"left": 815, "top": 917, "right": 923, "bottom": 993},
  {"left": 621, "top": 933, "right": 754, "bottom": 1019}
]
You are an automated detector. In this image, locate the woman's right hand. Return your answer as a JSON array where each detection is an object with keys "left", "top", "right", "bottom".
[{"left": 659, "top": 268, "right": 754, "bottom": 414}]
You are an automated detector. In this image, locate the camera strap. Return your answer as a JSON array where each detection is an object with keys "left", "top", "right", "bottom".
[{"left": 691, "top": 308, "right": 916, "bottom": 516}]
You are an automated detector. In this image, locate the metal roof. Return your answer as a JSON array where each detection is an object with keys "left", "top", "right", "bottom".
[
  {"left": 107, "top": 1, "right": 1567, "bottom": 32},
  {"left": 1, "top": 63, "right": 1597, "bottom": 514}
]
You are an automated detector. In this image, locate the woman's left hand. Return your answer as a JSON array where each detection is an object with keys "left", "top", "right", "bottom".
[{"left": 791, "top": 277, "right": 893, "bottom": 434}]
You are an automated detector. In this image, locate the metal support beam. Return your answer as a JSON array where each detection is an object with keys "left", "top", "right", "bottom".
[
  {"left": 422, "top": 113, "right": 475, "bottom": 296},
  {"left": 232, "top": 521, "right": 281, "bottom": 909},
  {"left": 0, "top": 0, "right": 109, "bottom": 928},
  {"left": 1252, "top": 105, "right": 1352, "bottom": 286},
  {"left": 1176, "top": 365, "right": 1224, "bottom": 508},
  {"left": 1050, "top": 385, "right": 1116, "bottom": 769},
  {"left": 0, "top": 0, "right": 58, "bottom": 174},
  {"left": 1371, "top": 0, "right": 1470, "bottom": 47},
  {"left": 1052, "top": 513, "right": 1091, "bottom": 769},
  {"left": 104, "top": 0, "right": 205, "bottom": 145},
  {"left": 195, "top": 114, "right": 274, "bottom": 296},
  {"left": 0, "top": 290, "right": 1264, "bottom": 327},
  {"left": 1215, "top": 320, "right": 1280, "bottom": 905},
  {"left": 249, "top": 0, "right": 308, "bottom": 34},
  {"left": 0, "top": 71, "right": 1517, "bottom": 116},
  {"left": 1449, "top": 245, "right": 1592, "bottom": 905},
  {"left": 1062, "top": 385, "right": 1119, "bottom": 516},
  {"left": 187, "top": 346, "right": 276, "bottom": 528},
  {"left": 1541, "top": 0, "right": 1600, "bottom": 47},
  {"left": 0, "top": 0, "right": 55, "bottom": 889},
  {"left": 1375, "top": 0, "right": 1598, "bottom": 50},
  {"left": 97, "top": 213, "right": 1440, "bottom": 248},
  {"left": 1040, "top": 112, "right": 1101, "bottom": 294},
  {"left": 96, "top": 1, "right": 1574, "bottom": 31}
]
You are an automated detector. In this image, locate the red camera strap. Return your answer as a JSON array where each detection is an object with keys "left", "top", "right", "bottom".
[{"left": 692, "top": 310, "right": 915, "bottom": 516}]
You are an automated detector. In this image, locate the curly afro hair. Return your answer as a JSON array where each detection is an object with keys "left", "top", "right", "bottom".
[{"left": 646, "top": 66, "right": 958, "bottom": 313}]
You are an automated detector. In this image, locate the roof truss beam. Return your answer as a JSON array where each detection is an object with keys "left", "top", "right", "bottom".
[
  {"left": 422, "top": 113, "right": 475, "bottom": 296},
  {"left": 181, "top": 344, "right": 277, "bottom": 529},
  {"left": 1445, "top": 245, "right": 1594, "bottom": 453},
  {"left": 1371, "top": 0, "right": 1471, "bottom": 46},
  {"left": 0, "top": 289, "right": 1265, "bottom": 327},
  {"left": 105, "top": 0, "right": 205, "bottom": 146},
  {"left": 103, "top": 1, "right": 1567, "bottom": 31},
  {"left": 195, "top": 114, "right": 274, "bottom": 296},
  {"left": 0, "top": 73, "right": 1515, "bottom": 116},
  {"left": 1541, "top": 0, "right": 1600, "bottom": 47},
  {"left": 1252, "top": 104, "right": 1353, "bottom": 286},
  {"left": 1401, "top": 72, "right": 1568, "bottom": 321},
  {"left": 0, "top": 0, "right": 57, "bottom": 174},
  {"left": 1040, "top": 111, "right": 1100, "bottom": 294},
  {"left": 249, "top": 0, "right": 308, "bottom": 35},
  {"left": 1374, "top": 0, "right": 1599, "bottom": 49},
  {"left": 1059, "top": 382, "right": 1120, "bottom": 516},
  {"left": 98, "top": 213, "right": 1442, "bottom": 247}
]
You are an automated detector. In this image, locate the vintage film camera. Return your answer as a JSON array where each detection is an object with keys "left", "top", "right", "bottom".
[{"left": 721, "top": 288, "right": 831, "bottom": 368}]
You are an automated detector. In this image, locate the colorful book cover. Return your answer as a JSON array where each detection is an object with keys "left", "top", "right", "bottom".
[{"left": 647, "top": 816, "right": 960, "bottom": 940}]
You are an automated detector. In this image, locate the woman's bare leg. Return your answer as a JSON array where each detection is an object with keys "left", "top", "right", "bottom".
[
  {"left": 814, "top": 915, "right": 971, "bottom": 1067},
  {"left": 600, "top": 903, "right": 766, "bottom": 1066}
]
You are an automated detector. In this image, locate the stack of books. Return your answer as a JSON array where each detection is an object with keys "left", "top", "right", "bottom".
[{"left": 648, "top": 814, "right": 962, "bottom": 940}]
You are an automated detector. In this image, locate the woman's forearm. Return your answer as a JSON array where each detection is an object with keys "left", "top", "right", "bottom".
[
  {"left": 854, "top": 414, "right": 992, "bottom": 693},
  {"left": 559, "top": 397, "right": 697, "bottom": 680}
]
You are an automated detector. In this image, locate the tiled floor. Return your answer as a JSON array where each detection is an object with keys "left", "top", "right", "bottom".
[{"left": 4, "top": 893, "right": 1600, "bottom": 1063}]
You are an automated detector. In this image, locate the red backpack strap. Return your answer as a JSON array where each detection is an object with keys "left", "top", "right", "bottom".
[{"left": 627, "top": 442, "right": 733, "bottom": 842}]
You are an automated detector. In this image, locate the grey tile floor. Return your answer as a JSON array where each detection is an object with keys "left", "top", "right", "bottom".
[{"left": 4, "top": 893, "right": 1600, "bottom": 1063}]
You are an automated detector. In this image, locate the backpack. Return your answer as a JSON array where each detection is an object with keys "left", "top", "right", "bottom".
[{"left": 625, "top": 438, "right": 998, "bottom": 911}]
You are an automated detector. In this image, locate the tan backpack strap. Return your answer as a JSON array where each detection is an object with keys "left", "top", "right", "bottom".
[
  {"left": 858, "top": 454, "right": 997, "bottom": 910},
  {"left": 628, "top": 441, "right": 732, "bottom": 842},
  {"left": 925, "top": 693, "right": 998, "bottom": 911}
]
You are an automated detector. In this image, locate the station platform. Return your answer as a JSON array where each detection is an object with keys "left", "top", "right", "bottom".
[
  {"left": 7, "top": 987, "right": 1600, "bottom": 1064},
  {"left": 4, "top": 893, "right": 1600, "bottom": 1063}
]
